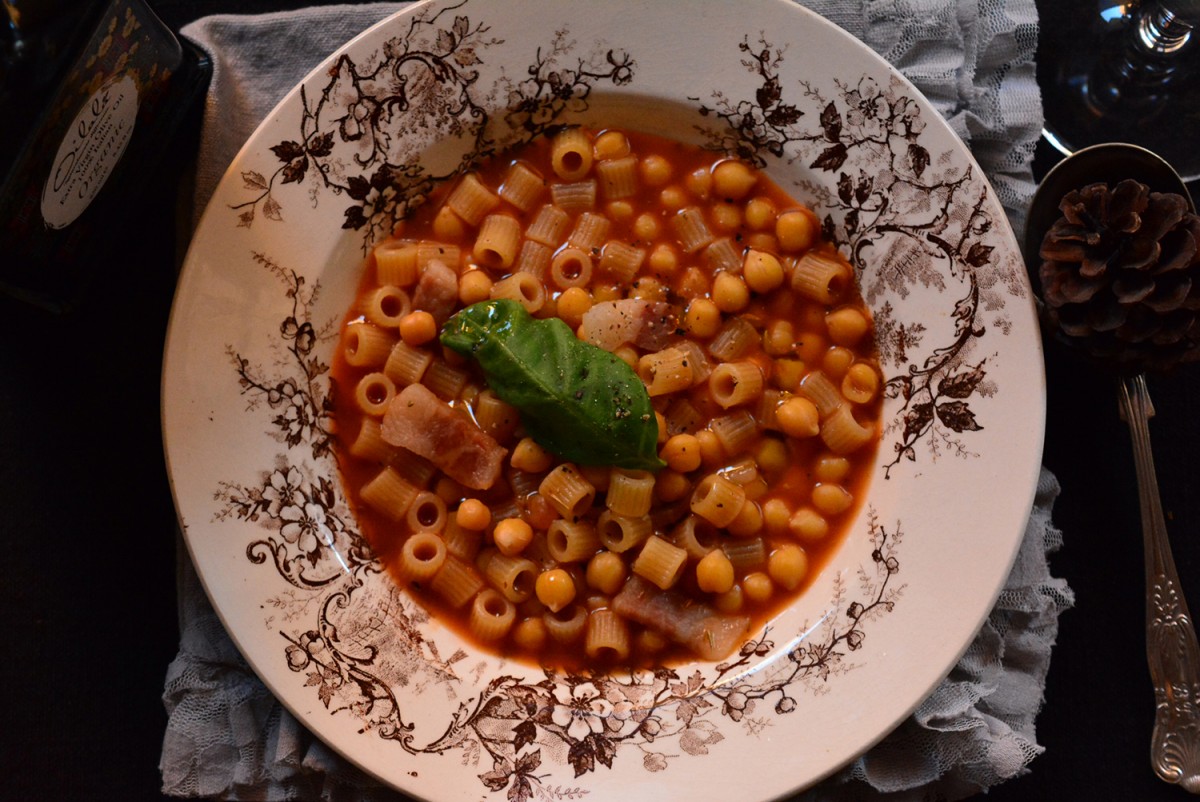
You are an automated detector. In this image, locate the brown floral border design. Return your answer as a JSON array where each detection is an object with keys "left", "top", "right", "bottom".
[
  {"left": 693, "top": 35, "right": 1024, "bottom": 477},
  {"left": 229, "top": 0, "right": 633, "bottom": 247},
  {"left": 202, "top": 4, "right": 1045, "bottom": 797}
]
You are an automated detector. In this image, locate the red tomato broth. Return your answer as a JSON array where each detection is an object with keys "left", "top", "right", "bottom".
[{"left": 329, "top": 127, "right": 881, "bottom": 670}]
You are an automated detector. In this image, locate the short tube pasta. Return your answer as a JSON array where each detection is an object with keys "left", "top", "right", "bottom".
[
  {"left": 474, "top": 390, "right": 518, "bottom": 440},
  {"left": 539, "top": 464, "right": 596, "bottom": 519},
  {"left": 525, "top": 204, "right": 570, "bottom": 246},
  {"left": 585, "top": 609, "right": 631, "bottom": 660},
  {"left": 347, "top": 417, "right": 395, "bottom": 462},
  {"left": 384, "top": 341, "right": 433, "bottom": 386},
  {"left": 709, "top": 361, "right": 764, "bottom": 408},
  {"left": 550, "top": 127, "right": 594, "bottom": 180},
  {"left": 605, "top": 469, "right": 655, "bottom": 517},
  {"left": 354, "top": 372, "right": 395, "bottom": 416},
  {"left": 551, "top": 180, "right": 597, "bottom": 212},
  {"left": 470, "top": 589, "right": 517, "bottom": 641},
  {"left": 544, "top": 604, "right": 588, "bottom": 643},
  {"left": 550, "top": 247, "right": 593, "bottom": 290},
  {"left": 671, "top": 207, "right": 714, "bottom": 253},
  {"left": 429, "top": 555, "right": 485, "bottom": 609},
  {"left": 690, "top": 474, "right": 747, "bottom": 527},
  {"left": 514, "top": 240, "right": 552, "bottom": 277},
  {"left": 397, "top": 532, "right": 447, "bottom": 582},
  {"left": 599, "top": 241, "right": 646, "bottom": 283},
  {"left": 597, "top": 511, "right": 652, "bottom": 553},
  {"left": 500, "top": 161, "right": 545, "bottom": 212},
  {"left": 568, "top": 212, "right": 611, "bottom": 252},
  {"left": 547, "top": 519, "right": 601, "bottom": 563},
  {"left": 638, "top": 348, "right": 693, "bottom": 397},
  {"left": 446, "top": 172, "right": 500, "bottom": 226},
  {"left": 406, "top": 491, "right": 447, "bottom": 533},
  {"left": 790, "top": 251, "right": 850, "bottom": 304},
  {"left": 485, "top": 553, "right": 539, "bottom": 603},
  {"left": 708, "top": 317, "right": 758, "bottom": 361},
  {"left": 821, "top": 404, "right": 877, "bottom": 455},
  {"left": 596, "top": 155, "right": 638, "bottom": 200},
  {"left": 704, "top": 238, "right": 742, "bottom": 273},
  {"left": 632, "top": 535, "right": 687, "bottom": 590},
  {"left": 363, "top": 285, "right": 411, "bottom": 328},
  {"left": 722, "top": 537, "right": 767, "bottom": 571},
  {"left": 710, "top": 411, "right": 758, "bottom": 455},
  {"left": 373, "top": 239, "right": 419, "bottom": 287},
  {"left": 670, "top": 515, "right": 719, "bottom": 560},
  {"left": 423, "top": 360, "right": 470, "bottom": 401},
  {"left": 798, "top": 371, "right": 843, "bottom": 417},
  {"left": 343, "top": 322, "right": 396, "bottom": 368},
  {"left": 490, "top": 272, "right": 547, "bottom": 314},
  {"left": 473, "top": 214, "right": 522, "bottom": 269},
  {"left": 360, "top": 467, "right": 420, "bottom": 521}
]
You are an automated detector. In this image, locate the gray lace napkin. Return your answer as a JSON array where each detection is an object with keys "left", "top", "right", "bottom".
[{"left": 162, "top": 3, "right": 1071, "bottom": 800}]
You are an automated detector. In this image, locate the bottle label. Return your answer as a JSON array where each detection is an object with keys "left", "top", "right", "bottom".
[{"left": 40, "top": 74, "right": 139, "bottom": 230}]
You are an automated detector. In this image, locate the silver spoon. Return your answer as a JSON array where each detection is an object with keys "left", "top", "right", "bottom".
[{"left": 1026, "top": 142, "right": 1200, "bottom": 792}]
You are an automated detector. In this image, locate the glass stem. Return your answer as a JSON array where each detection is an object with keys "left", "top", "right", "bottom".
[{"left": 1137, "top": 3, "right": 1195, "bottom": 55}]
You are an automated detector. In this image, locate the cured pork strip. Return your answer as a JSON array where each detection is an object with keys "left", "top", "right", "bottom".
[
  {"left": 381, "top": 383, "right": 506, "bottom": 490},
  {"left": 612, "top": 575, "right": 750, "bottom": 661}
]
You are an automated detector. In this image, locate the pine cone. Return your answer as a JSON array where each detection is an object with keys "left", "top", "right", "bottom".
[{"left": 1039, "top": 178, "right": 1200, "bottom": 373}]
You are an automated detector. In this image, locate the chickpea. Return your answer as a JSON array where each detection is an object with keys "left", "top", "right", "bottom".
[
  {"left": 586, "top": 551, "right": 626, "bottom": 595},
  {"left": 683, "top": 298, "right": 722, "bottom": 338},
  {"left": 789, "top": 507, "right": 830, "bottom": 543},
  {"left": 776, "top": 209, "right": 816, "bottom": 252},
  {"left": 399, "top": 311, "right": 437, "bottom": 346},
  {"left": 556, "top": 287, "right": 592, "bottom": 329},
  {"left": 768, "top": 544, "right": 809, "bottom": 591},
  {"left": 660, "top": 433, "right": 703, "bottom": 473},
  {"left": 593, "top": 130, "right": 631, "bottom": 160},
  {"left": 744, "top": 196, "right": 777, "bottom": 230},
  {"left": 640, "top": 154, "right": 672, "bottom": 186},
  {"left": 826, "top": 307, "right": 870, "bottom": 346},
  {"left": 712, "top": 272, "right": 750, "bottom": 313},
  {"left": 743, "top": 250, "right": 785, "bottom": 293},
  {"left": 510, "top": 437, "right": 554, "bottom": 473},
  {"left": 843, "top": 363, "right": 880, "bottom": 404},
  {"left": 812, "top": 483, "right": 854, "bottom": 516},
  {"left": 455, "top": 499, "right": 492, "bottom": 531},
  {"left": 633, "top": 212, "right": 661, "bottom": 241},
  {"left": 697, "top": 549, "right": 735, "bottom": 594},
  {"left": 712, "top": 160, "right": 757, "bottom": 200},
  {"left": 494, "top": 518, "right": 534, "bottom": 556},
  {"left": 458, "top": 270, "right": 493, "bottom": 305},
  {"left": 535, "top": 568, "right": 577, "bottom": 612},
  {"left": 743, "top": 572, "right": 774, "bottom": 604},
  {"left": 776, "top": 397, "right": 820, "bottom": 438}
]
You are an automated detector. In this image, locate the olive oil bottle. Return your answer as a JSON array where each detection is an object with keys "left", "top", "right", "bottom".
[{"left": 0, "top": 0, "right": 211, "bottom": 311}]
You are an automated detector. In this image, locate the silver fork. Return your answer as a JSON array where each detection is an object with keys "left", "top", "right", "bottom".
[{"left": 1119, "top": 373, "right": 1200, "bottom": 791}]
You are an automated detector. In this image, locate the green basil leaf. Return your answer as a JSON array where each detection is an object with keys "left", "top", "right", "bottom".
[{"left": 441, "top": 299, "right": 665, "bottom": 471}]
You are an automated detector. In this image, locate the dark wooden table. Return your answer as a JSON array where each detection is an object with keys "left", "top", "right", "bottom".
[{"left": 2, "top": 1, "right": 1198, "bottom": 799}]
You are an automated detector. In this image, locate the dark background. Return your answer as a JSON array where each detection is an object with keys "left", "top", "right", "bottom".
[{"left": 2, "top": 1, "right": 1198, "bottom": 800}]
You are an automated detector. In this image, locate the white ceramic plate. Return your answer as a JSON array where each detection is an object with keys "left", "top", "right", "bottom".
[{"left": 162, "top": 1, "right": 1045, "bottom": 799}]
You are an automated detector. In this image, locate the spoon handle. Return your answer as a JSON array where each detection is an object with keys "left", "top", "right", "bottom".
[{"left": 1119, "top": 373, "right": 1200, "bottom": 792}]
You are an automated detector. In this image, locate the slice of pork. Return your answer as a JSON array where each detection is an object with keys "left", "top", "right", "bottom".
[
  {"left": 612, "top": 575, "right": 751, "bottom": 661},
  {"left": 580, "top": 300, "right": 676, "bottom": 352},
  {"left": 413, "top": 258, "right": 459, "bottom": 324},
  {"left": 381, "top": 383, "right": 506, "bottom": 490}
]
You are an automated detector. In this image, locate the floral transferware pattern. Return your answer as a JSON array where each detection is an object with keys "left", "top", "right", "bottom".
[{"left": 165, "top": 1, "right": 1042, "bottom": 799}]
